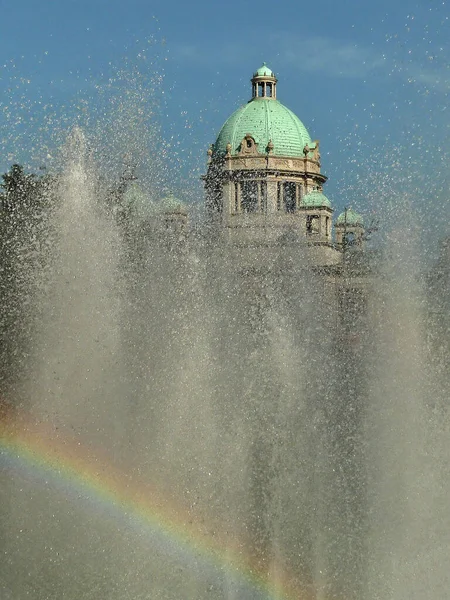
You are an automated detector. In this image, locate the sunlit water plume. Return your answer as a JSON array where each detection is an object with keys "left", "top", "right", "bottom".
[
  {"left": 25, "top": 128, "right": 126, "bottom": 446},
  {"left": 0, "top": 122, "right": 449, "bottom": 600},
  {"left": 363, "top": 215, "right": 450, "bottom": 600}
]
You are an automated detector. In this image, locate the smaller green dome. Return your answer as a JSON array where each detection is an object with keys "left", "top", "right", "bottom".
[
  {"left": 159, "top": 193, "right": 187, "bottom": 214},
  {"left": 301, "top": 190, "right": 331, "bottom": 208},
  {"left": 123, "top": 183, "right": 156, "bottom": 218},
  {"left": 253, "top": 63, "right": 275, "bottom": 78},
  {"left": 123, "top": 183, "right": 147, "bottom": 206},
  {"left": 336, "top": 208, "right": 364, "bottom": 226}
]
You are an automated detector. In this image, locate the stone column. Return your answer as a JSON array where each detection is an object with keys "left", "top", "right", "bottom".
[
  {"left": 222, "top": 180, "right": 233, "bottom": 216},
  {"left": 320, "top": 213, "right": 327, "bottom": 238},
  {"left": 266, "top": 178, "right": 278, "bottom": 214}
]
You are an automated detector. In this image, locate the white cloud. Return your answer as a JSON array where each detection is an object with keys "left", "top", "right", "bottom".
[
  {"left": 169, "top": 42, "right": 252, "bottom": 69},
  {"left": 270, "top": 33, "right": 386, "bottom": 78},
  {"left": 401, "top": 64, "right": 450, "bottom": 94},
  {"left": 170, "top": 34, "right": 450, "bottom": 93},
  {"left": 170, "top": 34, "right": 386, "bottom": 79}
]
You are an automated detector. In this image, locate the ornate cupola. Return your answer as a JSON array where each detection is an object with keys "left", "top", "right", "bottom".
[
  {"left": 251, "top": 63, "right": 277, "bottom": 99},
  {"left": 203, "top": 64, "right": 340, "bottom": 265}
]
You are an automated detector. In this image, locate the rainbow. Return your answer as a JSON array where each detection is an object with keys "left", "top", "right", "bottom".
[{"left": 0, "top": 406, "right": 312, "bottom": 600}]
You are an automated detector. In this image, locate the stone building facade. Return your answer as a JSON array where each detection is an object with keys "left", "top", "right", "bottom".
[{"left": 203, "top": 64, "right": 365, "bottom": 271}]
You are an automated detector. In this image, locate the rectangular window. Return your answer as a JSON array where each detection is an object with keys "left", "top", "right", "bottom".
[
  {"left": 306, "top": 215, "right": 320, "bottom": 234},
  {"left": 241, "top": 181, "right": 258, "bottom": 213},
  {"left": 259, "top": 181, "right": 267, "bottom": 212},
  {"left": 284, "top": 182, "right": 296, "bottom": 213}
]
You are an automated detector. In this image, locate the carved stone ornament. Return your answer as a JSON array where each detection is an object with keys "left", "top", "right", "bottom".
[
  {"left": 239, "top": 134, "right": 260, "bottom": 156},
  {"left": 311, "top": 140, "right": 321, "bottom": 164},
  {"left": 303, "top": 141, "right": 321, "bottom": 165}
]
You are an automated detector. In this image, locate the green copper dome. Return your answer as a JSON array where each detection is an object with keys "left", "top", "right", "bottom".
[
  {"left": 214, "top": 99, "right": 312, "bottom": 157},
  {"left": 301, "top": 190, "right": 331, "bottom": 208},
  {"left": 159, "top": 193, "right": 187, "bottom": 214},
  {"left": 336, "top": 208, "right": 364, "bottom": 226},
  {"left": 253, "top": 63, "right": 275, "bottom": 78}
]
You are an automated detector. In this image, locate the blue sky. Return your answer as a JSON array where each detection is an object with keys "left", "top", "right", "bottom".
[{"left": 1, "top": 0, "right": 449, "bottom": 230}]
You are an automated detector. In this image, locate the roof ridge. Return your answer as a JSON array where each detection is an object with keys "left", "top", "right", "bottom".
[
  {"left": 265, "top": 99, "right": 271, "bottom": 152},
  {"left": 232, "top": 102, "right": 249, "bottom": 152}
]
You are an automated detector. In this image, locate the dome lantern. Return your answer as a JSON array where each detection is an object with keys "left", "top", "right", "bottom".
[{"left": 251, "top": 63, "right": 277, "bottom": 100}]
